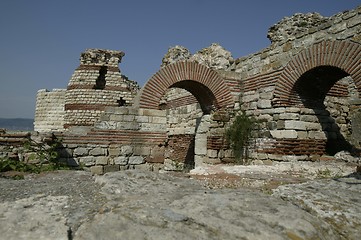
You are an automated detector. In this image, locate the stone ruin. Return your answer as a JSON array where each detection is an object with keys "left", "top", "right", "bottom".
[{"left": 5, "top": 6, "right": 360, "bottom": 174}]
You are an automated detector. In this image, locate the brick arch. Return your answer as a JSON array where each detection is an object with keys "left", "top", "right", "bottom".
[
  {"left": 138, "top": 61, "right": 234, "bottom": 111},
  {"left": 274, "top": 40, "right": 361, "bottom": 106}
]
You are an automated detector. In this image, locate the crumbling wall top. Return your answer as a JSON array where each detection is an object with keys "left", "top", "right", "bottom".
[
  {"left": 267, "top": 12, "right": 329, "bottom": 43},
  {"left": 161, "top": 43, "right": 234, "bottom": 70},
  {"left": 80, "top": 49, "right": 125, "bottom": 67}
]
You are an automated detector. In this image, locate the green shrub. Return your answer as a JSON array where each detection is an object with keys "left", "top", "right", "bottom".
[
  {"left": 0, "top": 136, "right": 69, "bottom": 174},
  {"left": 226, "top": 111, "right": 258, "bottom": 163}
]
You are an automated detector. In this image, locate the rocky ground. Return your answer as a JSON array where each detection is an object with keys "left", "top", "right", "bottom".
[{"left": 0, "top": 161, "right": 360, "bottom": 240}]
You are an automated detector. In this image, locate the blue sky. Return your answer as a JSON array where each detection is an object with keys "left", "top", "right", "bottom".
[{"left": 0, "top": 0, "right": 359, "bottom": 118}]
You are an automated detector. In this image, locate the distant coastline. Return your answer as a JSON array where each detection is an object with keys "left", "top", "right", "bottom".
[{"left": 0, "top": 118, "right": 34, "bottom": 131}]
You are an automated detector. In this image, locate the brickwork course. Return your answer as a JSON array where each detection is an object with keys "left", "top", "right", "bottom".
[{"left": 32, "top": 6, "right": 361, "bottom": 173}]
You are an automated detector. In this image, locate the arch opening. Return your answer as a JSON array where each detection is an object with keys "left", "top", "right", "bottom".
[
  {"left": 170, "top": 80, "right": 217, "bottom": 114},
  {"left": 292, "top": 66, "right": 355, "bottom": 155}
]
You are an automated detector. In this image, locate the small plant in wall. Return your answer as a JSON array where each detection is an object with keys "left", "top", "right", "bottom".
[{"left": 225, "top": 110, "right": 258, "bottom": 164}]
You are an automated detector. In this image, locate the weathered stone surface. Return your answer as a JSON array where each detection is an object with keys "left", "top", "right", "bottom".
[
  {"left": 73, "top": 147, "right": 89, "bottom": 157},
  {"left": 128, "top": 156, "right": 145, "bottom": 165},
  {"left": 113, "top": 156, "right": 128, "bottom": 165},
  {"left": 161, "top": 45, "right": 191, "bottom": 67},
  {"left": 89, "top": 147, "right": 106, "bottom": 156},
  {"left": 190, "top": 43, "right": 234, "bottom": 70},
  {"left": 1, "top": 167, "right": 360, "bottom": 239},
  {"left": 270, "top": 130, "right": 298, "bottom": 139},
  {"left": 273, "top": 177, "right": 361, "bottom": 240},
  {"left": 334, "top": 151, "right": 360, "bottom": 164}
]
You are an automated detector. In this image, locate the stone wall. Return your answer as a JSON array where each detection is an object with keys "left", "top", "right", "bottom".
[
  {"left": 30, "top": 6, "right": 361, "bottom": 173},
  {"left": 34, "top": 89, "right": 66, "bottom": 132},
  {"left": 57, "top": 106, "right": 167, "bottom": 174}
]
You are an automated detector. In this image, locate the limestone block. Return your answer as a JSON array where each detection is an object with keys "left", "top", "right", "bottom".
[
  {"left": 116, "top": 122, "right": 139, "bottom": 130},
  {"left": 308, "top": 131, "right": 327, "bottom": 140},
  {"left": 140, "top": 123, "right": 166, "bottom": 132},
  {"left": 103, "top": 165, "right": 120, "bottom": 173},
  {"left": 285, "top": 107, "right": 300, "bottom": 113},
  {"left": 123, "top": 115, "right": 135, "bottom": 122},
  {"left": 90, "top": 165, "right": 104, "bottom": 175},
  {"left": 109, "top": 115, "right": 124, "bottom": 121},
  {"left": 136, "top": 116, "right": 149, "bottom": 123},
  {"left": 305, "top": 122, "right": 322, "bottom": 131},
  {"left": 121, "top": 145, "right": 133, "bottom": 156},
  {"left": 129, "top": 156, "right": 145, "bottom": 165},
  {"left": 297, "top": 131, "right": 308, "bottom": 139},
  {"left": 284, "top": 121, "right": 306, "bottom": 130},
  {"left": 203, "top": 157, "right": 222, "bottom": 165},
  {"left": 139, "top": 108, "right": 166, "bottom": 117},
  {"left": 114, "top": 156, "right": 128, "bottom": 165},
  {"left": 259, "top": 91, "right": 273, "bottom": 100},
  {"left": 152, "top": 116, "right": 167, "bottom": 124},
  {"left": 89, "top": 147, "right": 107, "bottom": 156},
  {"left": 196, "top": 122, "right": 210, "bottom": 134},
  {"left": 300, "top": 115, "right": 318, "bottom": 122},
  {"left": 195, "top": 134, "right": 207, "bottom": 155},
  {"left": 79, "top": 156, "right": 96, "bottom": 166},
  {"left": 73, "top": 147, "right": 89, "bottom": 157},
  {"left": 270, "top": 130, "right": 298, "bottom": 139},
  {"left": 257, "top": 99, "right": 272, "bottom": 109},
  {"left": 133, "top": 146, "right": 151, "bottom": 156},
  {"left": 279, "top": 113, "right": 299, "bottom": 120},
  {"left": 242, "top": 93, "right": 259, "bottom": 103},
  {"left": 96, "top": 156, "right": 108, "bottom": 165},
  {"left": 108, "top": 147, "right": 121, "bottom": 157}
]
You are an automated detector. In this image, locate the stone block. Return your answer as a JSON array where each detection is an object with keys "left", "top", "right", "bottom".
[
  {"left": 279, "top": 113, "right": 299, "bottom": 120},
  {"left": 139, "top": 108, "right": 166, "bottom": 117},
  {"left": 135, "top": 116, "right": 149, "bottom": 123},
  {"left": 300, "top": 115, "right": 318, "bottom": 122},
  {"left": 116, "top": 122, "right": 139, "bottom": 130},
  {"left": 242, "top": 93, "right": 259, "bottom": 103},
  {"left": 104, "top": 165, "right": 120, "bottom": 173},
  {"left": 129, "top": 156, "right": 145, "bottom": 165},
  {"left": 108, "top": 147, "right": 121, "bottom": 157},
  {"left": 203, "top": 157, "right": 221, "bottom": 165},
  {"left": 133, "top": 146, "right": 151, "bottom": 156},
  {"left": 297, "top": 131, "right": 308, "bottom": 139},
  {"left": 89, "top": 147, "right": 106, "bottom": 156},
  {"left": 133, "top": 163, "right": 153, "bottom": 171},
  {"left": 285, "top": 107, "right": 300, "bottom": 113},
  {"left": 259, "top": 91, "right": 273, "bottom": 100},
  {"left": 79, "top": 156, "right": 96, "bottom": 166},
  {"left": 308, "top": 131, "right": 327, "bottom": 140},
  {"left": 152, "top": 116, "right": 167, "bottom": 124},
  {"left": 120, "top": 145, "right": 133, "bottom": 156},
  {"left": 305, "top": 122, "right": 321, "bottom": 131},
  {"left": 109, "top": 115, "right": 124, "bottom": 121},
  {"left": 270, "top": 130, "right": 298, "bottom": 139},
  {"left": 114, "top": 156, "right": 128, "bottom": 165},
  {"left": 257, "top": 99, "right": 272, "bottom": 109},
  {"left": 73, "top": 147, "right": 89, "bottom": 156},
  {"left": 195, "top": 135, "right": 207, "bottom": 155},
  {"left": 90, "top": 165, "right": 104, "bottom": 175},
  {"left": 284, "top": 121, "right": 306, "bottom": 130},
  {"left": 96, "top": 156, "right": 108, "bottom": 165}
]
